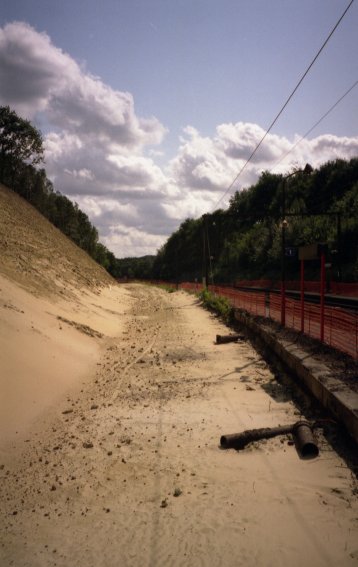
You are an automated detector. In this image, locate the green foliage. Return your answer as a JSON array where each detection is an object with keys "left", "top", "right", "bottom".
[
  {"left": 229, "top": 171, "right": 282, "bottom": 222},
  {"left": 199, "top": 289, "right": 232, "bottom": 322},
  {"left": 0, "top": 106, "right": 116, "bottom": 275},
  {"left": 158, "top": 283, "right": 176, "bottom": 293},
  {"left": 154, "top": 159, "right": 358, "bottom": 283},
  {"left": 0, "top": 106, "right": 43, "bottom": 165},
  {"left": 152, "top": 218, "right": 203, "bottom": 281},
  {"left": 2, "top": 107, "right": 357, "bottom": 284},
  {"left": 115, "top": 256, "right": 155, "bottom": 280}
]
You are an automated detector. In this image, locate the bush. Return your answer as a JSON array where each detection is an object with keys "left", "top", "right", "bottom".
[{"left": 199, "top": 289, "right": 232, "bottom": 322}]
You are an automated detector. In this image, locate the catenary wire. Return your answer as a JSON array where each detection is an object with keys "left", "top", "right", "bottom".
[
  {"left": 211, "top": 0, "right": 355, "bottom": 211},
  {"left": 271, "top": 79, "right": 358, "bottom": 172}
]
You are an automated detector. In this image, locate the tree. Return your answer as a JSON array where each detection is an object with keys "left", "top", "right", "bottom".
[
  {"left": 0, "top": 106, "right": 44, "bottom": 186},
  {"left": 153, "top": 159, "right": 358, "bottom": 283}
]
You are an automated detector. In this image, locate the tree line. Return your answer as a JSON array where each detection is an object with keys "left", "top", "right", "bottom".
[
  {"left": 0, "top": 105, "right": 120, "bottom": 275},
  {"left": 152, "top": 159, "right": 358, "bottom": 284},
  {"left": 1, "top": 105, "right": 357, "bottom": 283}
]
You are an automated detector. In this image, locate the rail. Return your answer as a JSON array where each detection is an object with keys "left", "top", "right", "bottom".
[{"left": 234, "top": 279, "right": 358, "bottom": 297}]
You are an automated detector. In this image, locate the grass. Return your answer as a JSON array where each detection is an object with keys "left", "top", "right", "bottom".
[
  {"left": 199, "top": 289, "right": 233, "bottom": 323},
  {"left": 144, "top": 281, "right": 176, "bottom": 293},
  {"left": 157, "top": 283, "right": 176, "bottom": 293}
]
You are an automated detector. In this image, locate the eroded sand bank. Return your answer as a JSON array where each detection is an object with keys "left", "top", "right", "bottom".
[{"left": 0, "top": 275, "right": 131, "bottom": 441}]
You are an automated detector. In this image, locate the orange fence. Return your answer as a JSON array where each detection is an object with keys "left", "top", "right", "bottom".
[
  {"left": 271, "top": 293, "right": 357, "bottom": 359},
  {"left": 172, "top": 282, "right": 357, "bottom": 360},
  {"left": 146, "top": 280, "right": 357, "bottom": 359},
  {"left": 210, "top": 285, "right": 267, "bottom": 317}
]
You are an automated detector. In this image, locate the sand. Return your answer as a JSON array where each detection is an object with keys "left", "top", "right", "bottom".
[
  {"left": 0, "top": 184, "right": 357, "bottom": 566},
  {"left": 1, "top": 281, "right": 357, "bottom": 567},
  {"left": 0, "top": 275, "right": 127, "bottom": 441}
]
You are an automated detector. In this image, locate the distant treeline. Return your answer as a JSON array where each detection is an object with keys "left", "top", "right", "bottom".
[
  {"left": 1, "top": 106, "right": 357, "bottom": 283},
  {"left": 152, "top": 158, "right": 358, "bottom": 283},
  {"left": 116, "top": 256, "right": 155, "bottom": 280}
]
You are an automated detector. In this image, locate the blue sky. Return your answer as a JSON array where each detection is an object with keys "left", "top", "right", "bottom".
[{"left": 0, "top": 0, "right": 357, "bottom": 257}]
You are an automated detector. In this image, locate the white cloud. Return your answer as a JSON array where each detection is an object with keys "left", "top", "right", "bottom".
[
  {"left": 75, "top": 197, "right": 139, "bottom": 230},
  {"left": 0, "top": 22, "right": 74, "bottom": 116},
  {"left": 64, "top": 168, "right": 95, "bottom": 181},
  {"left": 270, "top": 133, "right": 358, "bottom": 174},
  {"left": 0, "top": 21, "right": 357, "bottom": 258},
  {"left": 169, "top": 126, "right": 233, "bottom": 191},
  {"left": 170, "top": 122, "right": 358, "bottom": 197},
  {"left": 0, "top": 21, "right": 166, "bottom": 147},
  {"left": 217, "top": 122, "right": 290, "bottom": 162},
  {"left": 310, "top": 134, "right": 358, "bottom": 161},
  {"left": 101, "top": 225, "right": 167, "bottom": 258}
]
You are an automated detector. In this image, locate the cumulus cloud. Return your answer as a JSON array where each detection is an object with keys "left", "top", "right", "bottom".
[
  {"left": 217, "top": 122, "right": 290, "bottom": 163},
  {"left": 100, "top": 224, "right": 168, "bottom": 258},
  {"left": 169, "top": 126, "right": 233, "bottom": 191},
  {"left": 0, "top": 22, "right": 72, "bottom": 115},
  {"left": 270, "top": 133, "right": 358, "bottom": 175},
  {"left": 169, "top": 122, "right": 358, "bottom": 197},
  {"left": 168, "top": 122, "right": 287, "bottom": 197},
  {"left": 0, "top": 21, "right": 357, "bottom": 258},
  {"left": 0, "top": 21, "right": 166, "bottom": 147}
]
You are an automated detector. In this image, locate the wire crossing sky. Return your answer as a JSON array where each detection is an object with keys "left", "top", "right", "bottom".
[
  {"left": 212, "top": 0, "right": 355, "bottom": 210},
  {"left": 271, "top": 78, "right": 358, "bottom": 172},
  {"left": 0, "top": 0, "right": 357, "bottom": 257}
]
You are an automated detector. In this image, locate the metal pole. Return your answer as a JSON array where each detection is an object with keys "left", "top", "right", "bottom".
[
  {"left": 280, "top": 164, "right": 313, "bottom": 327},
  {"left": 300, "top": 258, "right": 305, "bottom": 333},
  {"left": 281, "top": 180, "right": 287, "bottom": 326},
  {"left": 204, "top": 215, "right": 209, "bottom": 288},
  {"left": 202, "top": 215, "right": 208, "bottom": 289},
  {"left": 320, "top": 251, "right": 325, "bottom": 343},
  {"left": 337, "top": 212, "right": 342, "bottom": 283}
]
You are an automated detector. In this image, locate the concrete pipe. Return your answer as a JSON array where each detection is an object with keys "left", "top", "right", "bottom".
[{"left": 292, "top": 421, "right": 319, "bottom": 458}]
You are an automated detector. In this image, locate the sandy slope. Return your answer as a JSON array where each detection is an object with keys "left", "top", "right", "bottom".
[
  {"left": 0, "top": 183, "right": 117, "bottom": 440},
  {"left": 0, "top": 275, "right": 128, "bottom": 440},
  {"left": 0, "top": 183, "right": 113, "bottom": 297},
  {"left": 0, "top": 185, "right": 357, "bottom": 566}
]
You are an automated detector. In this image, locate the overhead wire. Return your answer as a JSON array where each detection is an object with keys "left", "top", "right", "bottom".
[
  {"left": 211, "top": 0, "right": 355, "bottom": 211},
  {"left": 201, "top": 80, "right": 356, "bottom": 286},
  {"left": 271, "top": 79, "right": 358, "bottom": 172}
]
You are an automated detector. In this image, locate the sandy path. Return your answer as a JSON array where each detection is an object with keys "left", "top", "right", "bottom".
[{"left": 1, "top": 284, "right": 357, "bottom": 567}]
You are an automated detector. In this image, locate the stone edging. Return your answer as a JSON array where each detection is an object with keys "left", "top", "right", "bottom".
[{"left": 234, "top": 309, "right": 358, "bottom": 445}]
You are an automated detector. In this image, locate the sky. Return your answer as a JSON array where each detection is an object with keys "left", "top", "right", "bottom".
[{"left": 0, "top": 0, "right": 357, "bottom": 258}]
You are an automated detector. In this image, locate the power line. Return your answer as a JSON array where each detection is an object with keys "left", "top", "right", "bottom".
[
  {"left": 212, "top": 0, "right": 355, "bottom": 211},
  {"left": 270, "top": 79, "right": 358, "bottom": 171}
]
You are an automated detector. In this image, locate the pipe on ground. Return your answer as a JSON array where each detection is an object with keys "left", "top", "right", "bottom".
[
  {"left": 293, "top": 421, "right": 319, "bottom": 457},
  {"left": 220, "top": 420, "right": 319, "bottom": 457},
  {"left": 216, "top": 334, "right": 244, "bottom": 344}
]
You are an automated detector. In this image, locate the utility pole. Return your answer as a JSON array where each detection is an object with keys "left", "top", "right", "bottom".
[
  {"left": 337, "top": 212, "right": 342, "bottom": 282},
  {"left": 202, "top": 214, "right": 209, "bottom": 288},
  {"left": 281, "top": 163, "right": 313, "bottom": 327}
]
